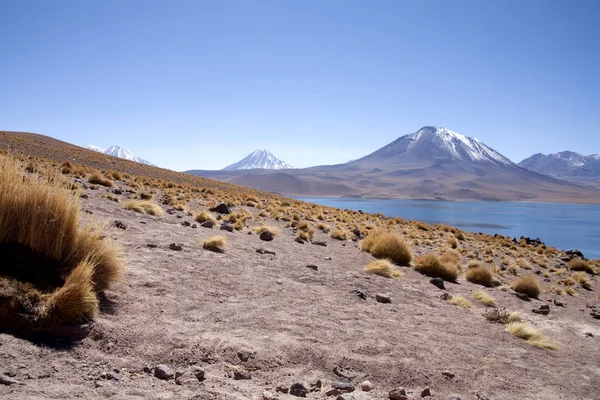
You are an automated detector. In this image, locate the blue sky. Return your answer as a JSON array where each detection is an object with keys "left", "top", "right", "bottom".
[{"left": 1, "top": 0, "right": 599, "bottom": 170}]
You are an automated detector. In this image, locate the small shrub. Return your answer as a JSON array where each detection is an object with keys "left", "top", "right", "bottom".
[
  {"left": 330, "top": 229, "right": 348, "bottom": 240},
  {"left": 449, "top": 295, "right": 472, "bottom": 309},
  {"left": 483, "top": 309, "right": 522, "bottom": 324},
  {"left": 123, "top": 200, "right": 165, "bottom": 217},
  {"left": 473, "top": 290, "right": 496, "bottom": 307},
  {"left": 195, "top": 210, "right": 217, "bottom": 225},
  {"left": 568, "top": 259, "right": 596, "bottom": 275},
  {"left": 454, "top": 231, "right": 466, "bottom": 241},
  {"left": 571, "top": 271, "right": 593, "bottom": 290},
  {"left": 413, "top": 253, "right": 458, "bottom": 282},
  {"left": 512, "top": 275, "right": 541, "bottom": 298},
  {"left": 465, "top": 263, "right": 493, "bottom": 286},
  {"left": 202, "top": 235, "right": 228, "bottom": 253},
  {"left": 88, "top": 172, "right": 114, "bottom": 187},
  {"left": 447, "top": 237, "right": 458, "bottom": 249},
  {"left": 368, "top": 232, "right": 412, "bottom": 266},
  {"left": 364, "top": 259, "right": 402, "bottom": 278},
  {"left": 252, "top": 225, "right": 279, "bottom": 236},
  {"left": 506, "top": 322, "right": 558, "bottom": 350},
  {"left": 360, "top": 228, "right": 387, "bottom": 252}
]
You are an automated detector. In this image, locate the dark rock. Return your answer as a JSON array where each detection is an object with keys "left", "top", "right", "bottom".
[
  {"left": 350, "top": 289, "right": 367, "bottom": 300},
  {"left": 565, "top": 249, "right": 585, "bottom": 259},
  {"left": 421, "top": 387, "right": 431, "bottom": 397},
  {"left": 237, "top": 349, "right": 253, "bottom": 362},
  {"left": 353, "top": 228, "right": 362, "bottom": 237},
  {"left": 147, "top": 243, "right": 158, "bottom": 248},
  {"left": 312, "top": 241, "right": 328, "bottom": 247},
  {"left": 532, "top": 305, "right": 550, "bottom": 315},
  {"left": 554, "top": 299, "right": 565, "bottom": 307},
  {"left": 79, "top": 193, "right": 89, "bottom": 199},
  {"left": 442, "top": 370, "right": 455, "bottom": 379},
  {"left": 515, "top": 292, "right": 531, "bottom": 301},
  {"left": 0, "top": 373, "right": 24, "bottom": 386},
  {"left": 175, "top": 366, "right": 205, "bottom": 385},
  {"left": 295, "top": 237, "right": 305, "bottom": 244},
  {"left": 233, "top": 369, "right": 251, "bottom": 380},
  {"left": 169, "top": 243, "right": 183, "bottom": 251},
  {"left": 260, "top": 231, "right": 274, "bottom": 241},
  {"left": 389, "top": 387, "right": 408, "bottom": 400},
  {"left": 154, "top": 364, "right": 174, "bottom": 380},
  {"left": 192, "top": 224, "right": 197, "bottom": 228},
  {"left": 332, "top": 380, "right": 355, "bottom": 393},
  {"left": 210, "top": 202, "right": 231, "bottom": 214},
  {"left": 375, "top": 294, "right": 391, "bottom": 303},
  {"left": 256, "top": 248, "right": 276, "bottom": 255},
  {"left": 430, "top": 277, "right": 445, "bottom": 290},
  {"left": 113, "top": 188, "right": 123, "bottom": 195},
  {"left": 191, "top": 366, "right": 205, "bottom": 381},
  {"left": 220, "top": 223, "right": 234, "bottom": 232},
  {"left": 290, "top": 383, "right": 309, "bottom": 397},
  {"left": 585, "top": 332, "right": 594, "bottom": 337},
  {"left": 276, "top": 385, "right": 289, "bottom": 394},
  {"left": 143, "top": 366, "right": 152, "bottom": 373},
  {"left": 114, "top": 220, "right": 127, "bottom": 230},
  {"left": 181, "top": 220, "right": 191, "bottom": 227},
  {"left": 440, "top": 293, "right": 453, "bottom": 301},
  {"left": 591, "top": 311, "right": 600, "bottom": 319},
  {"left": 200, "top": 220, "right": 215, "bottom": 229},
  {"left": 306, "top": 264, "right": 318, "bottom": 271}
]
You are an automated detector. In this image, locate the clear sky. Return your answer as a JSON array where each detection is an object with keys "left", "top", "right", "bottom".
[{"left": 1, "top": 0, "right": 599, "bottom": 171}]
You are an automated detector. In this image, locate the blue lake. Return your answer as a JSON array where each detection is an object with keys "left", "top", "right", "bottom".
[{"left": 295, "top": 197, "right": 600, "bottom": 260}]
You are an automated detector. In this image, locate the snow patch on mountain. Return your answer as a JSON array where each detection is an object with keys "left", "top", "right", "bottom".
[
  {"left": 84, "top": 144, "right": 155, "bottom": 166},
  {"left": 223, "top": 150, "right": 292, "bottom": 170}
]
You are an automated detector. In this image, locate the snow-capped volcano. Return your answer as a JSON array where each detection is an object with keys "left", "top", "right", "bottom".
[
  {"left": 223, "top": 150, "right": 292, "bottom": 170},
  {"left": 84, "top": 144, "right": 155, "bottom": 166},
  {"left": 354, "top": 126, "right": 513, "bottom": 166},
  {"left": 519, "top": 151, "right": 600, "bottom": 182}
]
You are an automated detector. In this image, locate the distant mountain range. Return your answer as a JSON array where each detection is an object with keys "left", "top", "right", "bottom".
[
  {"left": 519, "top": 151, "right": 600, "bottom": 183},
  {"left": 223, "top": 149, "right": 292, "bottom": 170},
  {"left": 186, "top": 126, "right": 599, "bottom": 202},
  {"left": 84, "top": 145, "right": 155, "bottom": 166}
]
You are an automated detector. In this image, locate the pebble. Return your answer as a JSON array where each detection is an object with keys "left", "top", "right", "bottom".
[
  {"left": 154, "top": 364, "right": 174, "bottom": 380},
  {"left": 290, "top": 382, "right": 309, "bottom": 397},
  {"left": 389, "top": 387, "right": 408, "bottom": 400},
  {"left": 168, "top": 243, "right": 183, "bottom": 251},
  {"left": 359, "top": 380, "right": 373, "bottom": 392},
  {"left": 430, "top": 277, "right": 445, "bottom": 290},
  {"left": 442, "top": 370, "right": 455, "bottom": 380},
  {"left": 375, "top": 294, "right": 391, "bottom": 303}
]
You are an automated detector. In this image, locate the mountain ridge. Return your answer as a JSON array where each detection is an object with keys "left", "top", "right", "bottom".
[
  {"left": 223, "top": 149, "right": 292, "bottom": 170},
  {"left": 519, "top": 151, "right": 600, "bottom": 182},
  {"left": 85, "top": 144, "right": 155, "bottom": 166}
]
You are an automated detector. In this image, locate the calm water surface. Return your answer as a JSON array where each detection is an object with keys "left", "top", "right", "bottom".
[{"left": 295, "top": 197, "right": 600, "bottom": 260}]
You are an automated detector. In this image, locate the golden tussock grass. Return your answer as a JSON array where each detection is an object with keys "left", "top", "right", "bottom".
[
  {"left": 124, "top": 200, "right": 165, "bottom": 217},
  {"left": 505, "top": 322, "right": 558, "bottom": 350},
  {"left": 568, "top": 259, "right": 597, "bottom": 275},
  {"left": 413, "top": 253, "right": 459, "bottom": 282},
  {"left": 364, "top": 230, "right": 412, "bottom": 266},
  {"left": 449, "top": 295, "right": 472, "bottom": 309},
  {"left": 473, "top": 289, "right": 496, "bottom": 307},
  {"left": 252, "top": 225, "right": 280, "bottom": 236},
  {"left": 364, "top": 259, "right": 403, "bottom": 278},
  {"left": 570, "top": 271, "right": 593, "bottom": 290},
  {"left": 483, "top": 309, "right": 521, "bottom": 324},
  {"left": 330, "top": 229, "right": 348, "bottom": 240},
  {"left": 512, "top": 274, "right": 541, "bottom": 298},
  {"left": 0, "top": 155, "right": 122, "bottom": 327},
  {"left": 465, "top": 262, "right": 493, "bottom": 286},
  {"left": 202, "top": 235, "right": 228, "bottom": 253},
  {"left": 195, "top": 210, "right": 218, "bottom": 225},
  {"left": 88, "top": 172, "right": 114, "bottom": 187}
]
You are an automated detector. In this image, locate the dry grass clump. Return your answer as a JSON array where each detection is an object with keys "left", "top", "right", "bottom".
[
  {"left": 330, "top": 229, "right": 348, "bottom": 240},
  {"left": 360, "top": 228, "right": 387, "bottom": 252},
  {"left": 0, "top": 155, "right": 122, "bottom": 329},
  {"left": 465, "top": 262, "right": 493, "bottom": 287},
  {"left": 202, "top": 235, "right": 228, "bottom": 253},
  {"left": 363, "top": 230, "right": 412, "bottom": 266},
  {"left": 512, "top": 274, "right": 541, "bottom": 298},
  {"left": 473, "top": 290, "right": 496, "bottom": 307},
  {"left": 88, "top": 172, "right": 114, "bottom": 187},
  {"left": 483, "top": 309, "right": 521, "bottom": 324},
  {"left": 413, "top": 253, "right": 459, "bottom": 282},
  {"left": 505, "top": 322, "right": 558, "bottom": 350},
  {"left": 364, "top": 259, "right": 403, "bottom": 278},
  {"left": 252, "top": 225, "right": 280, "bottom": 236},
  {"left": 449, "top": 295, "right": 472, "bottom": 309},
  {"left": 140, "top": 192, "right": 153, "bottom": 200},
  {"left": 446, "top": 237, "right": 458, "bottom": 249},
  {"left": 123, "top": 200, "right": 165, "bottom": 217},
  {"left": 195, "top": 210, "right": 218, "bottom": 225},
  {"left": 570, "top": 271, "right": 593, "bottom": 290},
  {"left": 568, "top": 259, "right": 597, "bottom": 275}
]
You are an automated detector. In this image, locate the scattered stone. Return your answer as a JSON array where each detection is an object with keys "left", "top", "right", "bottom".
[
  {"left": 169, "top": 243, "right": 183, "bottom": 251},
  {"left": 294, "top": 237, "right": 305, "bottom": 244},
  {"left": 220, "top": 223, "right": 234, "bottom": 232},
  {"left": 442, "top": 370, "right": 455, "bottom": 380},
  {"left": 191, "top": 223, "right": 198, "bottom": 228},
  {"left": 175, "top": 366, "right": 205, "bottom": 385},
  {"left": 306, "top": 264, "right": 318, "bottom": 271},
  {"left": 532, "top": 304, "right": 550, "bottom": 315},
  {"left": 585, "top": 332, "right": 594, "bottom": 337},
  {"left": 113, "top": 188, "right": 123, "bottom": 195},
  {"left": 336, "top": 394, "right": 372, "bottom": 400},
  {"left": 143, "top": 366, "right": 152, "bottom": 373},
  {"left": 430, "top": 277, "right": 445, "bottom": 290},
  {"left": 102, "top": 370, "right": 123, "bottom": 381},
  {"left": 353, "top": 228, "right": 362, "bottom": 237},
  {"left": 312, "top": 241, "right": 327, "bottom": 247},
  {"left": 389, "top": 387, "right": 408, "bottom": 400},
  {"left": 421, "top": 387, "right": 431, "bottom": 397},
  {"left": 350, "top": 289, "right": 367, "bottom": 300},
  {"left": 591, "top": 311, "right": 600, "bottom": 319},
  {"left": 233, "top": 369, "right": 251, "bottom": 380},
  {"left": 359, "top": 380, "right": 373, "bottom": 392},
  {"left": 324, "top": 256, "right": 332, "bottom": 260},
  {"left": 256, "top": 248, "right": 276, "bottom": 255},
  {"left": 565, "top": 249, "right": 585, "bottom": 259},
  {"left": 310, "top": 379, "right": 322, "bottom": 391},
  {"left": 237, "top": 349, "right": 253, "bottom": 362},
  {"left": 445, "top": 396, "right": 462, "bottom": 400},
  {"left": 210, "top": 202, "right": 231, "bottom": 214},
  {"left": 375, "top": 293, "right": 391, "bottom": 303},
  {"left": 276, "top": 385, "right": 289, "bottom": 394},
  {"left": 114, "top": 220, "right": 127, "bottom": 230},
  {"left": 290, "top": 383, "right": 309, "bottom": 397},
  {"left": 154, "top": 364, "right": 175, "bottom": 380},
  {"left": 200, "top": 220, "right": 215, "bottom": 229},
  {"left": 191, "top": 366, "right": 205, "bottom": 381},
  {"left": 79, "top": 193, "right": 89, "bottom": 199},
  {"left": 276, "top": 279, "right": 283, "bottom": 285},
  {"left": 263, "top": 391, "right": 279, "bottom": 400},
  {"left": 515, "top": 292, "right": 531, "bottom": 301},
  {"left": 181, "top": 220, "right": 191, "bottom": 227},
  {"left": 333, "top": 366, "right": 357, "bottom": 380},
  {"left": 260, "top": 231, "right": 274, "bottom": 241},
  {"left": 440, "top": 293, "right": 453, "bottom": 301},
  {"left": 0, "top": 373, "right": 24, "bottom": 386},
  {"left": 332, "top": 380, "right": 355, "bottom": 393},
  {"left": 147, "top": 243, "right": 158, "bottom": 248},
  {"left": 554, "top": 299, "right": 565, "bottom": 307}
]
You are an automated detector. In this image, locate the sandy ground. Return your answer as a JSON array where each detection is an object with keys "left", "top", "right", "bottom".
[{"left": 1, "top": 183, "right": 600, "bottom": 400}]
